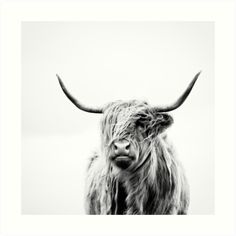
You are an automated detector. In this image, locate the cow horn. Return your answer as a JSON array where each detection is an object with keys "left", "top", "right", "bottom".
[
  {"left": 57, "top": 74, "right": 103, "bottom": 113},
  {"left": 153, "top": 71, "right": 201, "bottom": 112}
]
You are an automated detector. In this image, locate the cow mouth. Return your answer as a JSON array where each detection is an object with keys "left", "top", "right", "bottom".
[{"left": 112, "top": 155, "right": 134, "bottom": 169}]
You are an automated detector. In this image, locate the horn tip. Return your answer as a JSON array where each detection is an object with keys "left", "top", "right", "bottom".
[
  {"left": 56, "top": 74, "right": 67, "bottom": 93},
  {"left": 193, "top": 70, "right": 202, "bottom": 83},
  {"left": 56, "top": 74, "right": 61, "bottom": 81},
  {"left": 56, "top": 74, "right": 64, "bottom": 87},
  {"left": 196, "top": 70, "right": 202, "bottom": 77}
]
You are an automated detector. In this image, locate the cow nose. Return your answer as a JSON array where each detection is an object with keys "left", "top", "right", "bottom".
[{"left": 113, "top": 140, "right": 130, "bottom": 154}]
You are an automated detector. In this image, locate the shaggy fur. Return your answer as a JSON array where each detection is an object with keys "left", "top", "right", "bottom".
[{"left": 85, "top": 100, "right": 190, "bottom": 215}]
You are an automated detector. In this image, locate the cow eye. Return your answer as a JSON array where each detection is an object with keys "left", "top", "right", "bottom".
[{"left": 136, "top": 121, "right": 145, "bottom": 132}]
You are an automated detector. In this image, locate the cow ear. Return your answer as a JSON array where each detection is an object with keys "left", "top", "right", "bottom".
[{"left": 154, "top": 113, "right": 173, "bottom": 133}]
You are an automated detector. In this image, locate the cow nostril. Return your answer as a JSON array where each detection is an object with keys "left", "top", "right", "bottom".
[{"left": 125, "top": 143, "right": 130, "bottom": 150}]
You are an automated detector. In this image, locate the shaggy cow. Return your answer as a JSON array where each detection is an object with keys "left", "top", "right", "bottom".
[{"left": 57, "top": 72, "right": 201, "bottom": 215}]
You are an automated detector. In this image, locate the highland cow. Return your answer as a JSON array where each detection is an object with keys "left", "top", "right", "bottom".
[{"left": 57, "top": 72, "right": 201, "bottom": 215}]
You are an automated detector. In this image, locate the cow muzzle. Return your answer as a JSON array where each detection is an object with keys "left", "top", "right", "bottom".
[{"left": 110, "top": 140, "right": 135, "bottom": 169}]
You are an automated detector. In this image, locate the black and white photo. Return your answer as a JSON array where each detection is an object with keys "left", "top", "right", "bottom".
[{"left": 22, "top": 22, "right": 214, "bottom": 215}]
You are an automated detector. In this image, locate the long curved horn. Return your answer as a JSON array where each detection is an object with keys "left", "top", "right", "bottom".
[
  {"left": 57, "top": 74, "right": 103, "bottom": 113},
  {"left": 153, "top": 71, "right": 201, "bottom": 112}
]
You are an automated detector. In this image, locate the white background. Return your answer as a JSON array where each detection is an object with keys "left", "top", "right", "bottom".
[
  {"left": 22, "top": 22, "right": 214, "bottom": 214},
  {"left": 0, "top": 1, "right": 235, "bottom": 236}
]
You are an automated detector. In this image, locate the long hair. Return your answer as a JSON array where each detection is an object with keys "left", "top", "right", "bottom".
[{"left": 85, "top": 100, "right": 189, "bottom": 214}]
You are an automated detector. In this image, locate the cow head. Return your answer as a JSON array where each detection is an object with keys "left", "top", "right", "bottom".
[
  {"left": 100, "top": 100, "right": 173, "bottom": 170},
  {"left": 57, "top": 72, "right": 200, "bottom": 171}
]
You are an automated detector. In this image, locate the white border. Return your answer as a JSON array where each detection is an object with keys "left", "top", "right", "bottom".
[{"left": 0, "top": 1, "right": 236, "bottom": 236}]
